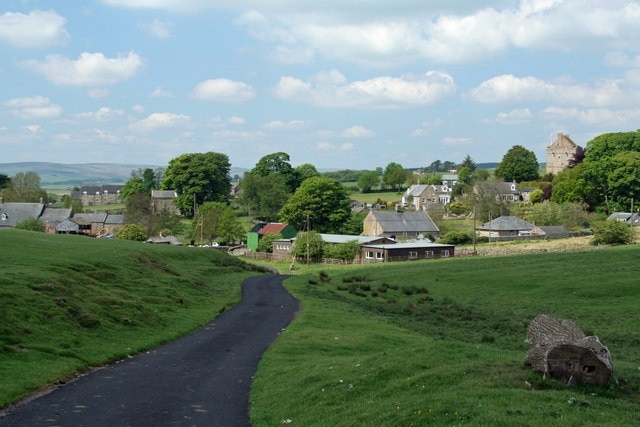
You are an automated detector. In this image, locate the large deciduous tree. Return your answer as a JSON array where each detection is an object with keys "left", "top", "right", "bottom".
[
  {"left": 1, "top": 171, "right": 47, "bottom": 202},
  {"left": 279, "top": 176, "right": 351, "bottom": 233},
  {"left": 162, "top": 152, "right": 231, "bottom": 217},
  {"left": 494, "top": 145, "right": 539, "bottom": 182},
  {"left": 193, "top": 201, "right": 244, "bottom": 245},
  {"left": 382, "top": 162, "right": 409, "bottom": 191},
  {"left": 357, "top": 171, "right": 380, "bottom": 193},
  {"left": 239, "top": 172, "right": 290, "bottom": 222},
  {"left": 252, "top": 152, "right": 300, "bottom": 192}
]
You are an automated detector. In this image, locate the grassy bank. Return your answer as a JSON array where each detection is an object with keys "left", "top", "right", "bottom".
[
  {"left": 0, "top": 229, "right": 265, "bottom": 408},
  {"left": 250, "top": 246, "right": 640, "bottom": 426}
]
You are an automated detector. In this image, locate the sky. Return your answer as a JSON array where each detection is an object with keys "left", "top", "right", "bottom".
[{"left": 1, "top": 1, "right": 640, "bottom": 171}]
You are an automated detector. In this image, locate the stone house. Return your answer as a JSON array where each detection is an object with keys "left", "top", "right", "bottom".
[
  {"left": 363, "top": 209, "right": 440, "bottom": 239},
  {"left": 0, "top": 202, "right": 45, "bottom": 228},
  {"left": 39, "top": 207, "right": 73, "bottom": 234},
  {"left": 476, "top": 215, "right": 537, "bottom": 238},
  {"left": 71, "top": 185, "right": 124, "bottom": 207},
  {"left": 151, "top": 190, "right": 179, "bottom": 214},
  {"left": 546, "top": 133, "right": 578, "bottom": 175}
]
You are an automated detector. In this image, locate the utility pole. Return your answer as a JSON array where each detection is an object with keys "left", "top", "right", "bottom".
[{"left": 306, "top": 214, "right": 310, "bottom": 266}]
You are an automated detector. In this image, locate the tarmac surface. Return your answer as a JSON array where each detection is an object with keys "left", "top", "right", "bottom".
[{"left": 0, "top": 274, "right": 298, "bottom": 427}]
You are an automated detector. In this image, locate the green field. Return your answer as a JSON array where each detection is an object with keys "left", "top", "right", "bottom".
[
  {"left": 0, "top": 230, "right": 266, "bottom": 408},
  {"left": 2, "top": 230, "right": 639, "bottom": 426},
  {"left": 250, "top": 249, "right": 640, "bottom": 426}
]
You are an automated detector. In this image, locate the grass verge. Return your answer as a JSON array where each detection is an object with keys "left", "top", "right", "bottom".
[{"left": 0, "top": 229, "right": 266, "bottom": 408}]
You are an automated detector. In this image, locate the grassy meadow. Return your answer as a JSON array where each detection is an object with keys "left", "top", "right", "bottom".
[
  {"left": 250, "top": 247, "right": 640, "bottom": 426},
  {"left": 0, "top": 229, "right": 266, "bottom": 408},
  {"left": 2, "top": 229, "right": 640, "bottom": 426}
]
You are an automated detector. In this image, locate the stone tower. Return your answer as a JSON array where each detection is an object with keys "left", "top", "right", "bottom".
[{"left": 546, "top": 133, "right": 577, "bottom": 174}]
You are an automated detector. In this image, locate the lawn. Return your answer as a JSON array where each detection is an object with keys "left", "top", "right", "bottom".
[{"left": 250, "top": 246, "right": 640, "bottom": 426}]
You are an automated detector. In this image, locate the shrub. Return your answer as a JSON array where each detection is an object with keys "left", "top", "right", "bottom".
[
  {"left": 115, "top": 223, "right": 148, "bottom": 241},
  {"left": 439, "top": 231, "right": 472, "bottom": 245},
  {"left": 15, "top": 218, "right": 45, "bottom": 232},
  {"left": 591, "top": 220, "right": 634, "bottom": 245}
]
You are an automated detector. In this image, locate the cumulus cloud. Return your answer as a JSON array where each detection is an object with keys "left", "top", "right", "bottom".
[
  {"left": 275, "top": 70, "right": 455, "bottom": 109},
  {"left": 139, "top": 19, "right": 173, "bottom": 39},
  {"left": 150, "top": 87, "right": 173, "bottom": 98},
  {"left": 5, "top": 96, "right": 62, "bottom": 119},
  {"left": 492, "top": 108, "right": 533, "bottom": 124},
  {"left": 75, "top": 107, "right": 125, "bottom": 121},
  {"left": 541, "top": 106, "right": 640, "bottom": 126},
  {"left": 22, "top": 52, "right": 144, "bottom": 86},
  {"left": 192, "top": 79, "right": 256, "bottom": 102},
  {"left": 0, "top": 10, "right": 69, "bottom": 47},
  {"left": 443, "top": 137, "right": 472, "bottom": 146},
  {"left": 130, "top": 112, "right": 192, "bottom": 132},
  {"left": 341, "top": 126, "right": 375, "bottom": 138},
  {"left": 468, "top": 74, "right": 626, "bottom": 107},
  {"left": 263, "top": 120, "right": 307, "bottom": 130}
]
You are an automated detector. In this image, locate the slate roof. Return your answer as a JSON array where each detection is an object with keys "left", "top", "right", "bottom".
[
  {"left": 477, "top": 215, "right": 534, "bottom": 231},
  {"left": 319, "top": 234, "right": 395, "bottom": 245},
  {"left": 40, "top": 207, "right": 72, "bottom": 223},
  {"left": 370, "top": 210, "right": 439, "bottom": 234},
  {"left": 105, "top": 214, "right": 124, "bottom": 225},
  {"left": 0, "top": 203, "right": 45, "bottom": 227},
  {"left": 151, "top": 190, "right": 177, "bottom": 199},
  {"left": 73, "top": 213, "right": 107, "bottom": 223},
  {"left": 404, "top": 184, "right": 428, "bottom": 197}
]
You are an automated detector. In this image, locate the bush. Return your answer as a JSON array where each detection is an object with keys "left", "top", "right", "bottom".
[
  {"left": 439, "top": 231, "right": 472, "bottom": 245},
  {"left": 14, "top": 218, "right": 45, "bottom": 232},
  {"left": 591, "top": 220, "right": 634, "bottom": 245},
  {"left": 115, "top": 223, "right": 148, "bottom": 241}
]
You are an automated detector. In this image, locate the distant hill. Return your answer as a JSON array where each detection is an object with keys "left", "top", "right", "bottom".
[{"left": 0, "top": 162, "right": 249, "bottom": 188}]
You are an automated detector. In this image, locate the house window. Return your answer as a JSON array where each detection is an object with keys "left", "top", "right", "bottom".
[
  {"left": 425, "top": 250, "right": 434, "bottom": 258},
  {"left": 376, "top": 252, "right": 384, "bottom": 260},
  {"left": 442, "top": 250, "right": 450, "bottom": 257},
  {"left": 365, "top": 251, "right": 374, "bottom": 259},
  {"left": 408, "top": 251, "right": 418, "bottom": 259},
  {"left": 1, "top": 213, "right": 7, "bottom": 221}
]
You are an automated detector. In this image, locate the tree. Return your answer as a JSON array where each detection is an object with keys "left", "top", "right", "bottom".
[
  {"left": 193, "top": 201, "right": 244, "bottom": 245},
  {"left": 115, "top": 223, "right": 148, "bottom": 241},
  {"left": 357, "top": 171, "right": 379, "bottom": 193},
  {"left": 124, "top": 192, "right": 152, "bottom": 224},
  {"left": 529, "top": 189, "right": 544, "bottom": 204},
  {"left": 494, "top": 145, "right": 539, "bottom": 183},
  {"left": 294, "top": 163, "right": 320, "bottom": 184},
  {"left": 120, "top": 178, "right": 147, "bottom": 200},
  {"left": 257, "top": 232, "right": 281, "bottom": 253},
  {"left": 291, "top": 231, "right": 324, "bottom": 262},
  {"left": 239, "top": 172, "right": 290, "bottom": 222},
  {"left": 61, "top": 194, "right": 84, "bottom": 213},
  {"left": 382, "top": 162, "right": 409, "bottom": 191},
  {"left": 471, "top": 180, "right": 512, "bottom": 223},
  {"left": 0, "top": 174, "right": 10, "bottom": 190},
  {"left": 252, "top": 152, "right": 300, "bottom": 192},
  {"left": 1, "top": 171, "right": 47, "bottom": 202},
  {"left": 583, "top": 130, "right": 640, "bottom": 162},
  {"left": 279, "top": 176, "right": 351, "bottom": 233},
  {"left": 459, "top": 154, "right": 477, "bottom": 172},
  {"left": 591, "top": 219, "right": 634, "bottom": 245},
  {"left": 323, "top": 240, "right": 360, "bottom": 261},
  {"left": 162, "top": 152, "right": 231, "bottom": 217}
]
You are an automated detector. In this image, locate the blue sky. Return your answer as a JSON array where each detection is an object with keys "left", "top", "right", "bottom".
[{"left": 1, "top": 1, "right": 640, "bottom": 170}]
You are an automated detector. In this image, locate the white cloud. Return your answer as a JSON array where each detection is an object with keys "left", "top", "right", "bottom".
[
  {"left": 541, "top": 106, "right": 640, "bottom": 126},
  {"left": 492, "top": 108, "right": 533, "bottom": 124},
  {"left": 275, "top": 70, "right": 455, "bottom": 109},
  {"left": 130, "top": 112, "right": 192, "bottom": 132},
  {"left": 132, "top": 104, "right": 145, "bottom": 113},
  {"left": 75, "top": 107, "right": 125, "bottom": 121},
  {"left": 5, "top": 96, "right": 62, "bottom": 119},
  {"left": 150, "top": 87, "right": 173, "bottom": 98},
  {"left": 140, "top": 19, "right": 173, "bottom": 39},
  {"left": 88, "top": 88, "right": 110, "bottom": 98},
  {"left": 22, "top": 52, "right": 144, "bottom": 87},
  {"left": 263, "top": 120, "right": 306, "bottom": 130},
  {"left": 228, "top": 116, "right": 246, "bottom": 125},
  {"left": 24, "top": 124, "right": 42, "bottom": 134},
  {"left": 341, "top": 126, "right": 375, "bottom": 138},
  {"left": 468, "top": 74, "right": 626, "bottom": 107},
  {"left": 192, "top": 79, "right": 256, "bottom": 102},
  {"left": 0, "top": 10, "right": 69, "bottom": 47}
]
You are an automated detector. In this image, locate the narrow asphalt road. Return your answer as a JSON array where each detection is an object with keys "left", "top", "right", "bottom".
[{"left": 0, "top": 274, "right": 298, "bottom": 427}]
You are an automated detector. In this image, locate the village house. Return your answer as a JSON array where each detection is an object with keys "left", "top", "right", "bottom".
[
  {"left": 71, "top": 185, "right": 124, "bottom": 207},
  {"left": 546, "top": 133, "right": 578, "bottom": 175},
  {"left": 0, "top": 201, "right": 45, "bottom": 229},
  {"left": 363, "top": 209, "right": 440, "bottom": 239},
  {"left": 151, "top": 190, "right": 179, "bottom": 214},
  {"left": 476, "top": 215, "right": 537, "bottom": 238},
  {"left": 360, "top": 241, "right": 454, "bottom": 263},
  {"left": 39, "top": 207, "right": 73, "bottom": 234},
  {"left": 246, "top": 222, "right": 297, "bottom": 251},
  {"left": 402, "top": 184, "right": 452, "bottom": 209}
]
